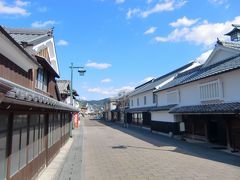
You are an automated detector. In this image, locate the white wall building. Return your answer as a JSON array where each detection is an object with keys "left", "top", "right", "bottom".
[
  {"left": 126, "top": 62, "right": 196, "bottom": 126},
  {"left": 104, "top": 98, "right": 117, "bottom": 120},
  {"left": 150, "top": 25, "right": 240, "bottom": 150}
]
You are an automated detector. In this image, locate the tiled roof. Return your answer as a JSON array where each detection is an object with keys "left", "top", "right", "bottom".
[
  {"left": 150, "top": 104, "right": 177, "bottom": 111},
  {"left": 156, "top": 53, "right": 240, "bottom": 92},
  {"left": 0, "top": 26, "right": 38, "bottom": 65},
  {"left": 1, "top": 77, "right": 79, "bottom": 112},
  {"left": 4, "top": 27, "right": 53, "bottom": 46},
  {"left": 217, "top": 40, "right": 240, "bottom": 50},
  {"left": 225, "top": 24, "right": 240, "bottom": 36},
  {"left": 125, "top": 106, "right": 156, "bottom": 113},
  {"left": 169, "top": 102, "right": 240, "bottom": 114},
  {"left": 57, "top": 80, "right": 70, "bottom": 94},
  {"left": 129, "top": 62, "right": 195, "bottom": 97},
  {"left": 56, "top": 80, "right": 78, "bottom": 96}
]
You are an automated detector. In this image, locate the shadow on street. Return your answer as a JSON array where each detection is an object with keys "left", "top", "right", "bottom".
[{"left": 92, "top": 119, "right": 240, "bottom": 168}]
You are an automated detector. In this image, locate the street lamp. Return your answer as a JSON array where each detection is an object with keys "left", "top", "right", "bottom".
[{"left": 69, "top": 62, "right": 86, "bottom": 137}]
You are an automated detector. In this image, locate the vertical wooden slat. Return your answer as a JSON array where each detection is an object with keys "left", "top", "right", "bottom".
[
  {"left": 6, "top": 112, "right": 13, "bottom": 180},
  {"left": 45, "top": 113, "right": 49, "bottom": 166}
]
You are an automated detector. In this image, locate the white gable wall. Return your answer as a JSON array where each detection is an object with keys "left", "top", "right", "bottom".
[
  {"left": 203, "top": 45, "right": 239, "bottom": 67},
  {"left": 33, "top": 38, "right": 59, "bottom": 75}
]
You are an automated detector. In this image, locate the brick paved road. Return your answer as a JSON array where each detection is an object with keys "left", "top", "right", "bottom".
[{"left": 83, "top": 118, "right": 240, "bottom": 180}]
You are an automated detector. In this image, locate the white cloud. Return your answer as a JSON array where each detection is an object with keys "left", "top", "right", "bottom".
[
  {"left": 57, "top": 40, "right": 69, "bottom": 46},
  {"left": 155, "top": 27, "right": 189, "bottom": 42},
  {"left": 170, "top": 16, "right": 199, "bottom": 27},
  {"left": 141, "top": 0, "right": 187, "bottom": 18},
  {"left": 126, "top": 8, "right": 140, "bottom": 19},
  {"left": 88, "top": 86, "right": 134, "bottom": 95},
  {"left": 31, "top": 20, "right": 57, "bottom": 28},
  {"left": 15, "top": 0, "right": 30, "bottom": 7},
  {"left": 85, "top": 62, "right": 112, "bottom": 69},
  {"left": 0, "top": 0, "right": 30, "bottom": 15},
  {"left": 101, "top": 78, "right": 112, "bottom": 83},
  {"left": 155, "top": 16, "right": 240, "bottom": 47},
  {"left": 116, "top": 0, "right": 125, "bottom": 4},
  {"left": 195, "top": 49, "right": 213, "bottom": 64},
  {"left": 144, "top": 27, "right": 157, "bottom": 35}
]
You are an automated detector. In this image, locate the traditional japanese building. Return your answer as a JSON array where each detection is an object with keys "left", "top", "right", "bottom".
[
  {"left": 104, "top": 98, "right": 117, "bottom": 121},
  {"left": 57, "top": 80, "right": 79, "bottom": 106},
  {"left": 126, "top": 62, "right": 195, "bottom": 127},
  {"left": 0, "top": 26, "right": 78, "bottom": 180},
  {"left": 152, "top": 24, "right": 240, "bottom": 151}
]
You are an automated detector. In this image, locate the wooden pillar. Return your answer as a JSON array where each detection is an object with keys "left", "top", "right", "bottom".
[
  {"left": 6, "top": 112, "right": 13, "bottom": 180},
  {"left": 204, "top": 118, "right": 209, "bottom": 142},
  {"left": 226, "top": 118, "right": 231, "bottom": 149}
]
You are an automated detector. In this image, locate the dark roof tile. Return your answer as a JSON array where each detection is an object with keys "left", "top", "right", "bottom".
[{"left": 170, "top": 102, "right": 240, "bottom": 114}]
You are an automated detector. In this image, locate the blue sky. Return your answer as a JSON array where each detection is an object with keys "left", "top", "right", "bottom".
[{"left": 1, "top": 0, "right": 240, "bottom": 100}]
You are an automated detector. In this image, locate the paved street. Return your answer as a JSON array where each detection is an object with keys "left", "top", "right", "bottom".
[
  {"left": 83, "top": 118, "right": 240, "bottom": 180},
  {"left": 38, "top": 117, "right": 240, "bottom": 180}
]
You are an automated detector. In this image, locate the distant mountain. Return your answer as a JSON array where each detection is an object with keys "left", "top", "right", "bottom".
[
  {"left": 86, "top": 98, "right": 109, "bottom": 106},
  {"left": 79, "top": 98, "right": 109, "bottom": 109}
]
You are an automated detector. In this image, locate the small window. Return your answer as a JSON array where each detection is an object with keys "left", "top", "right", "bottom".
[
  {"left": 131, "top": 100, "right": 133, "bottom": 107},
  {"left": 167, "top": 90, "right": 179, "bottom": 104},
  {"left": 153, "top": 94, "right": 158, "bottom": 104},
  {"left": 36, "top": 68, "right": 48, "bottom": 92},
  {"left": 200, "top": 80, "right": 222, "bottom": 101},
  {"left": 137, "top": 98, "right": 139, "bottom": 106}
]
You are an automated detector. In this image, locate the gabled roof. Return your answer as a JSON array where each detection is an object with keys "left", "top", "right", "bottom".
[
  {"left": 155, "top": 53, "right": 240, "bottom": 92},
  {"left": 225, "top": 24, "right": 240, "bottom": 36},
  {"left": 217, "top": 40, "right": 240, "bottom": 50},
  {"left": 56, "top": 80, "right": 78, "bottom": 96},
  {"left": 154, "top": 39, "right": 240, "bottom": 93},
  {"left": 135, "top": 79, "right": 154, "bottom": 90},
  {"left": 129, "top": 62, "right": 195, "bottom": 97},
  {"left": 57, "top": 80, "right": 70, "bottom": 94},
  {"left": 0, "top": 26, "right": 39, "bottom": 71},
  {"left": 4, "top": 27, "right": 53, "bottom": 46}
]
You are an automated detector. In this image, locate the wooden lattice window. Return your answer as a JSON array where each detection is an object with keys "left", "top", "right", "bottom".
[{"left": 37, "top": 48, "right": 50, "bottom": 62}]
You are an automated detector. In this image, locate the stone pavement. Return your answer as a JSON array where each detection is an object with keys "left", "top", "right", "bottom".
[
  {"left": 37, "top": 119, "right": 84, "bottom": 180},
  {"left": 38, "top": 117, "right": 240, "bottom": 180},
  {"left": 84, "top": 118, "right": 240, "bottom": 180}
]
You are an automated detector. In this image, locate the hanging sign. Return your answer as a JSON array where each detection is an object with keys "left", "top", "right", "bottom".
[{"left": 74, "top": 113, "right": 79, "bottom": 128}]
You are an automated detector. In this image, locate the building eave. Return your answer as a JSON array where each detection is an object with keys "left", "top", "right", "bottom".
[
  {"left": 0, "top": 26, "right": 39, "bottom": 71},
  {"left": 0, "top": 77, "right": 79, "bottom": 112}
]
